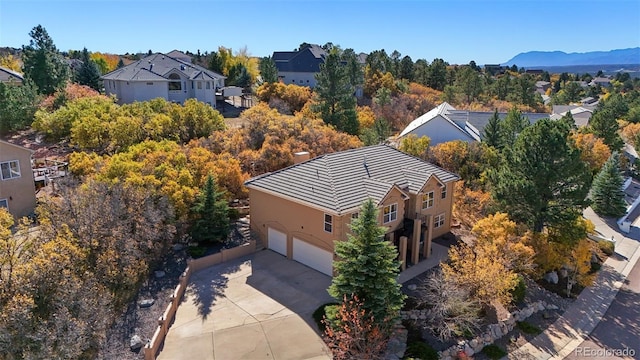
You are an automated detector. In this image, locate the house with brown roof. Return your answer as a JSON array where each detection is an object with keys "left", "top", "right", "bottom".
[
  {"left": 244, "top": 145, "right": 459, "bottom": 276},
  {"left": 0, "top": 140, "right": 36, "bottom": 219},
  {"left": 101, "top": 52, "right": 225, "bottom": 107}
]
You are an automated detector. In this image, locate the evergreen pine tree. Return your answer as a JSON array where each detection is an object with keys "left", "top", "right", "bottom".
[
  {"left": 312, "top": 49, "right": 358, "bottom": 135},
  {"left": 483, "top": 110, "right": 502, "bottom": 148},
  {"left": 590, "top": 152, "right": 627, "bottom": 217},
  {"left": 328, "top": 199, "right": 406, "bottom": 325},
  {"left": 258, "top": 56, "right": 278, "bottom": 84},
  {"left": 22, "top": 25, "right": 69, "bottom": 95},
  {"left": 190, "top": 175, "right": 230, "bottom": 244},
  {"left": 589, "top": 108, "right": 624, "bottom": 152},
  {"left": 75, "top": 47, "right": 101, "bottom": 91},
  {"left": 116, "top": 58, "right": 125, "bottom": 69}
]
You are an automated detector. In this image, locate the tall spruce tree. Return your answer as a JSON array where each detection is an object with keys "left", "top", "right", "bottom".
[
  {"left": 190, "top": 175, "right": 230, "bottom": 244},
  {"left": 328, "top": 199, "right": 406, "bottom": 325},
  {"left": 75, "top": 48, "right": 101, "bottom": 91},
  {"left": 313, "top": 49, "right": 358, "bottom": 135},
  {"left": 483, "top": 110, "right": 502, "bottom": 148},
  {"left": 22, "top": 25, "right": 69, "bottom": 95},
  {"left": 590, "top": 152, "right": 627, "bottom": 217}
]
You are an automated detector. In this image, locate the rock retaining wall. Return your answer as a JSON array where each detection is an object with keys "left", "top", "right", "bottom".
[{"left": 400, "top": 300, "right": 559, "bottom": 360}]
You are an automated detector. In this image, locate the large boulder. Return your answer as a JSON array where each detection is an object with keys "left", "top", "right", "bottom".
[{"left": 130, "top": 335, "right": 144, "bottom": 351}]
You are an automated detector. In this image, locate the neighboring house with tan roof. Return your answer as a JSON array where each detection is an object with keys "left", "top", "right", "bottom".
[
  {"left": 0, "top": 140, "right": 36, "bottom": 219},
  {"left": 0, "top": 67, "right": 23, "bottom": 84},
  {"left": 244, "top": 145, "right": 459, "bottom": 276},
  {"left": 399, "top": 102, "right": 549, "bottom": 146},
  {"left": 101, "top": 52, "right": 225, "bottom": 106}
]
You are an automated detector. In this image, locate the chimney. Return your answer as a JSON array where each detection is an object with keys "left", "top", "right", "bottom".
[{"left": 294, "top": 151, "right": 310, "bottom": 164}]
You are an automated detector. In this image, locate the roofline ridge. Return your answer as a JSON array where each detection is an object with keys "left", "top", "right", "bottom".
[{"left": 322, "top": 155, "right": 341, "bottom": 213}]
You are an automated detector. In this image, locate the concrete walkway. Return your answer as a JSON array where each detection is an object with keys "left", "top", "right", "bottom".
[
  {"left": 157, "top": 250, "right": 333, "bottom": 360},
  {"left": 506, "top": 207, "right": 640, "bottom": 359}
]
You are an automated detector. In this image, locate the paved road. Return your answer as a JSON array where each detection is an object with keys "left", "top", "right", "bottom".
[{"left": 565, "top": 258, "right": 640, "bottom": 360}]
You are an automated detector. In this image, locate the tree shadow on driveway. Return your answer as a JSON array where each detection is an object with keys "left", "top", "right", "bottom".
[{"left": 184, "top": 259, "right": 246, "bottom": 320}]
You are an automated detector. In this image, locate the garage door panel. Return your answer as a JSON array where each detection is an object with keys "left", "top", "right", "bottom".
[
  {"left": 268, "top": 228, "right": 287, "bottom": 256},
  {"left": 293, "top": 238, "right": 333, "bottom": 276}
]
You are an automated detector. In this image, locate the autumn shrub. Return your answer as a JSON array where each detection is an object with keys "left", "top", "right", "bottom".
[
  {"left": 323, "top": 295, "right": 390, "bottom": 360},
  {"left": 417, "top": 270, "right": 482, "bottom": 341},
  {"left": 598, "top": 239, "right": 615, "bottom": 256}
]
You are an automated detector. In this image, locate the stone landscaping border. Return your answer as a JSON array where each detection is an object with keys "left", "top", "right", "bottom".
[{"left": 400, "top": 300, "right": 559, "bottom": 360}]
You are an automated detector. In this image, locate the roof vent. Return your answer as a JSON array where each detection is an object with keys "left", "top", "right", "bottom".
[{"left": 149, "top": 63, "right": 153, "bottom": 71}]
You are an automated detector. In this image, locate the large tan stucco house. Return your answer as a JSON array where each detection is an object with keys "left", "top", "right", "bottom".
[
  {"left": 244, "top": 145, "right": 459, "bottom": 276},
  {"left": 0, "top": 140, "right": 36, "bottom": 219}
]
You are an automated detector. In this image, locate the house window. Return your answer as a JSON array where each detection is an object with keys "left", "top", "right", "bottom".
[
  {"left": 191, "top": 82, "right": 194, "bottom": 89},
  {"left": 422, "top": 191, "right": 434, "bottom": 209},
  {"left": 197, "top": 81, "right": 202, "bottom": 89},
  {"left": 441, "top": 186, "right": 447, "bottom": 199},
  {"left": 0, "top": 160, "right": 20, "bottom": 180},
  {"left": 0, "top": 199, "right": 7, "bottom": 210},
  {"left": 383, "top": 203, "right": 397, "bottom": 224},
  {"left": 146, "top": 82, "right": 153, "bottom": 85},
  {"left": 435, "top": 213, "right": 445, "bottom": 228},
  {"left": 206, "top": 82, "right": 210, "bottom": 89},
  {"left": 168, "top": 74, "right": 181, "bottom": 91},
  {"left": 324, "top": 214, "right": 333, "bottom": 233},
  {"left": 351, "top": 212, "right": 359, "bottom": 221}
]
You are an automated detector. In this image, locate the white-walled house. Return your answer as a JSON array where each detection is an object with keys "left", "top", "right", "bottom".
[
  {"left": 399, "top": 102, "right": 549, "bottom": 146},
  {"left": 101, "top": 53, "right": 225, "bottom": 107}
]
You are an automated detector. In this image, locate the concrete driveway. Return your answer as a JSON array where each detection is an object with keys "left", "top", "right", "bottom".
[{"left": 157, "top": 250, "right": 334, "bottom": 360}]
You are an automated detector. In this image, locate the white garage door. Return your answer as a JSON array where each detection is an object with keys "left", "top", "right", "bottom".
[
  {"left": 268, "top": 228, "right": 287, "bottom": 256},
  {"left": 293, "top": 238, "right": 334, "bottom": 276}
]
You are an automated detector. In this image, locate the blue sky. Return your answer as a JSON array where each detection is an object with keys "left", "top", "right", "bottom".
[{"left": 1, "top": 0, "right": 639, "bottom": 65}]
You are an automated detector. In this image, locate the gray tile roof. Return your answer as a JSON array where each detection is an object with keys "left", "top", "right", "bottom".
[
  {"left": 101, "top": 53, "right": 224, "bottom": 81},
  {"left": 0, "top": 67, "right": 23, "bottom": 82},
  {"left": 448, "top": 110, "right": 549, "bottom": 139},
  {"left": 244, "top": 145, "right": 459, "bottom": 214},
  {"left": 400, "top": 102, "right": 549, "bottom": 141}
]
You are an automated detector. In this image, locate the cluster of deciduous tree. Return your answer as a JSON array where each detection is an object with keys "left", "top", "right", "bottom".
[
  {"left": 0, "top": 179, "right": 174, "bottom": 358},
  {"left": 194, "top": 46, "right": 259, "bottom": 88},
  {"left": 33, "top": 97, "right": 226, "bottom": 153},
  {"left": 203, "top": 103, "right": 362, "bottom": 174},
  {"left": 255, "top": 82, "right": 312, "bottom": 114},
  {"left": 69, "top": 139, "right": 247, "bottom": 225}
]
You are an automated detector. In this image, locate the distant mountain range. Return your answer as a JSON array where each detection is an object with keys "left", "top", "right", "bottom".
[{"left": 502, "top": 48, "right": 640, "bottom": 67}]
